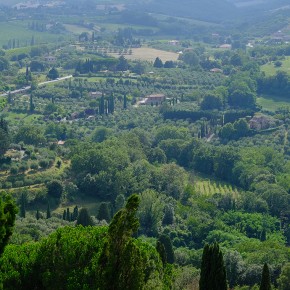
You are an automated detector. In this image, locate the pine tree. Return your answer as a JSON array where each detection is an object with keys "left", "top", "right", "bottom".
[
  {"left": 199, "top": 243, "right": 227, "bottom": 290},
  {"left": 46, "top": 201, "right": 51, "bottom": 219},
  {"left": 260, "top": 263, "right": 271, "bottom": 290}
]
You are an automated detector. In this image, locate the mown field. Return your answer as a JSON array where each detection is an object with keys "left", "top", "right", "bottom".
[
  {"left": 109, "top": 47, "right": 179, "bottom": 62},
  {"left": 257, "top": 95, "right": 290, "bottom": 111},
  {"left": 260, "top": 56, "right": 290, "bottom": 76}
]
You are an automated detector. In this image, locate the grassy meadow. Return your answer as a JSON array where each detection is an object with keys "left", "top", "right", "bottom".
[
  {"left": 257, "top": 95, "right": 290, "bottom": 111},
  {"left": 261, "top": 56, "right": 290, "bottom": 76}
]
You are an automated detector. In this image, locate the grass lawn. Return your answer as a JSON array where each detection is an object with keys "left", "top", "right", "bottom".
[
  {"left": 261, "top": 56, "right": 290, "bottom": 76},
  {"left": 257, "top": 95, "right": 290, "bottom": 111},
  {"left": 109, "top": 47, "right": 179, "bottom": 62}
]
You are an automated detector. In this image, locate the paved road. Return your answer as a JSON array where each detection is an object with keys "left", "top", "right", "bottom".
[{"left": 0, "top": 75, "right": 73, "bottom": 97}]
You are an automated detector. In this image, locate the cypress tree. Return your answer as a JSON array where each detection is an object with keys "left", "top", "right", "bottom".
[
  {"left": 66, "top": 208, "right": 70, "bottom": 221},
  {"left": 199, "top": 243, "right": 227, "bottom": 290},
  {"left": 76, "top": 208, "right": 94, "bottom": 226},
  {"left": 72, "top": 205, "right": 79, "bottom": 221},
  {"left": 162, "top": 205, "right": 174, "bottom": 225},
  {"left": 97, "top": 202, "right": 111, "bottom": 222},
  {"left": 123, "top": 94, "right": 127, "bottom": 109},
  {"left": 260, "top": 263, "right": 271, "bottom": 290},
  {"left": 156, "top": 240, "right": 167, "bottom": 266},
  {"left": 157, "top": 234, "right": 174, "bottom": 264},
  {"left": 36, "top": 209, "right": 40, "bottom": 220},
  {"left": 20, "top": 193, "right": 26, "bottom": 218},
  {"left": 46, "top": 201, "right": 51, "bottom": 219},
  {"left": 260, "top": 229, "right": 267, "bottom": 242},
  {"left": 99, "top": 93, "right": 105, "bottom": 115}
]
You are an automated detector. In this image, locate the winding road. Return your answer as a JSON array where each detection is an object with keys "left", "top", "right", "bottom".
[{"left": 0, "top": 75, "right": 73, "bottom": 97}]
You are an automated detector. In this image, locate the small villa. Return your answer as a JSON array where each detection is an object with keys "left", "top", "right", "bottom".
[{"left": 139, "top": 94, "right": 166, "bottom": 106}]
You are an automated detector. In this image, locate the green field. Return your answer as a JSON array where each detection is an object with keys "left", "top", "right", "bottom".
[
  {"left": 0, "top": 21, "right": 68, "bottom": 47},
  {"left": 261, "top": 56, "right": 290, "bottom": 76},
  {"left": 257, "top": 95, "right": 290, "bottom": 111}
]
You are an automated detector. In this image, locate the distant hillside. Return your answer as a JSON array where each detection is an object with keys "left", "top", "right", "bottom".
[{"left": 139, "top": 0, "right": 239, "bottom": 22}]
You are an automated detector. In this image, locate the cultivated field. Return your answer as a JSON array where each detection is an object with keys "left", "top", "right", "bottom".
[
  {"left": 194, "top": 178, "right": 239, "bottom": 197},
  {"left": 109, "top": 47, "right": 179, "bottom": 62}
]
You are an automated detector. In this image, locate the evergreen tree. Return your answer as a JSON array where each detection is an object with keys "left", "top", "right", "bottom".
[
  {"left": 29, "top": 94, "right": 35, "bottom": 113},
  {"left": 260, "top": 229, "right": 267, "bottom": 242},
  {"left": 99, "top": 93, "right": 105, "bottom": 115},
  {"left": 162, "top": 205, "right": 174, "bottom": 225},
  {"left": 199, "top": 243, "right": 227, "bottom": 290},
  {"left": 72, "top": 205, "right": 79, "bottom": 221},
  {"left": 36, "top": 209, "right": 40, "bottom": 220},
  {"left": 115, "top": 194, "right": 125, "bottom": 212},
  {"left": 46, "top": 201, "right": 51, "bottom": 219},
  {"left": 260, "top": 263, "right": 271, "bottom": 290},
  {"left": 98, "top": 194, "right": 145, "bottom": 290},
  {"left": 157, "top": 234, "right": 174, "bottom": 264},
  {"left": 66, "top": 208, "right": 70, "bottom": 221},
  {"left": 76, "top": 208, "right": 94, "bottom": 226},
  {"left": 97, "top": 202, "right": 111, "bottom": 222},
  {"left": 19, "top": 193, "right": 26, "bottom": 218},
  {"left": 63, "top": 210, "right": 66, "bottom": 220},
  {"left": 123, "top": 94, "right": 127, "bottom": 109},
  {"left": 156, "top": 240, "right": 167, "bottom": 266},
  {"left": 153, "top": 57, "right": 163, "bottom": 68},
  {"left": 0, "top": 193, "right": 17, "bottom": 255}
]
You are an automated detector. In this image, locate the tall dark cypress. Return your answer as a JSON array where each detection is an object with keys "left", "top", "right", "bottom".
[
  {"left": 260, "top": 263, "right": 271, "bottom": 290},
  {"left": 123, "top": 94, "right": 127, "bottom": 109},
  {"left": 46, "top": 201, "right": 51, "bottom": 219},
  {"left": 99, "top": 93, "right": 105, "bottom": 115},
  {"left": 199, "top": 243, "right": 227, "bottom": 290},
  {"left": 20, "top": 193, "right": 26, "bottom": 218}
]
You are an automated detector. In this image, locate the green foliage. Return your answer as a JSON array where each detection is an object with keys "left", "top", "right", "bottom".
[
  {"left": 0, "top": 193, "right": 17, "bottom": 255},
  {"left": 277, "top": 263, "right": 290, "bottom": 290},
  {"left": 47, "top": 67, "right": 59, "bottom": 80}
]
